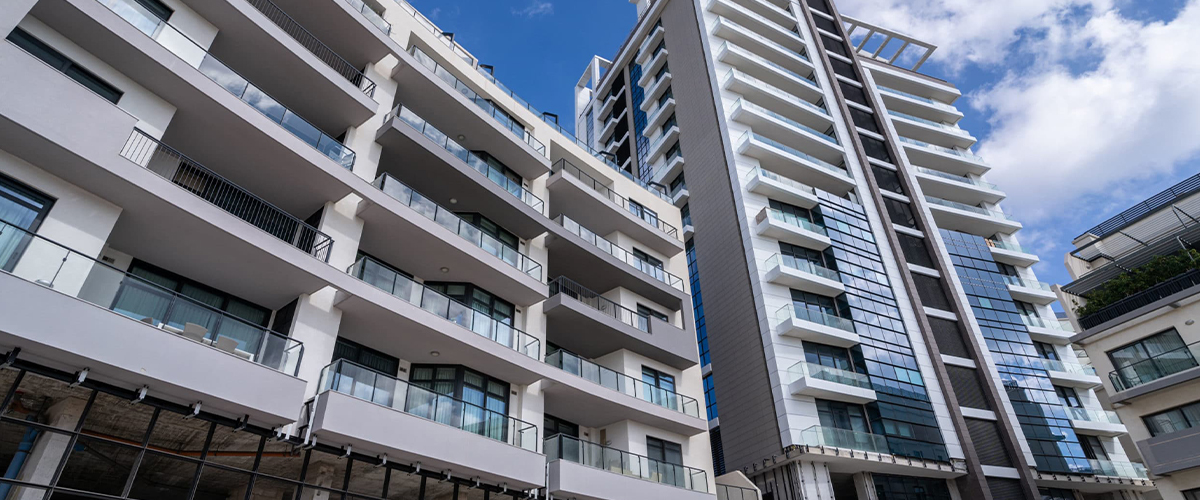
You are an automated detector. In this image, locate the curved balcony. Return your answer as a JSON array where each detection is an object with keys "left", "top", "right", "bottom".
[
  {"left": 775, "top": 304, "right": 858, "bottom": 347},
  {"left": 546, "top": 434, "right": 709, "bottom": 498},
  {"left": 763, "top": 254, "right": 844, "bottom": 296},
  {"left": 787, "top": 361, "right": 876, "bottom": 404}
]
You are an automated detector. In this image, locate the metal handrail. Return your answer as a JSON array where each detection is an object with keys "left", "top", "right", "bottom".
[
  {"left": 545, "top": 434, "right": 708, "bottom": 492},
  {"left": 554, "top": 160, "right": 681, "bottom": 242},
  {"left": 765, "top": 253, "right": 840, "bottom": 281},
  {"left": 342, "top": 0, "right": 390, "bottom": 34},
  {"left": 244, "top": 0, "right": 376, "bottom": 96},
  {"left": 775, "top": 304, "right": 856, "bottom": 333},
  {"left": 717, "top": 484, "right": 760, "bottom": 500},
  {"left": 552, "top": 216, "right": 687, "bottom": 292},
  {"left": 737, "top": 131, "right": 847, "bottom": 177},
  {"left": 758, "top": 207, "right": 830, "bottom": 237},
  {"left": 733, "top": 98, "right": 838, "bottom": 144},
  {"left": 387, "top": 104, "right": 545, "bottom": 214},
  {"left": 1109, "top": 337, "right": 1200, "bottom": 391},
  {"left": 97, "top": 0, "right": 356, "bottom": 169},
  {"left": 924, "top": 196, "right": 1015, "bottom": 221},
  {"left": 395, "top": 0, "right": 474, "bottom": 64},
  {"left": 347, "top": 256, "right": 541, "bottom": 359},
  {"left": 0, "top": 220, "right": 303, "bottom": 375},
  {"left": 549, "top": 276, "right": 656, "bottom": 333},
  {"left": 1081, "top": 269, "right": 1200, "bottom": 329},
  {"left": 408, "top": 46, "right": 546, "bottom": 157},
  {"left": 120, "top": 130, "right": 334, "bottom": 262},
  {"left": 914, "top": 166, "right": 997, "bottom": 190},
  {"left": 319, "top": 359, "right": 538, "bottom": 451},
  {"left": 787, "top": 361, "right": 871, "bottom": 389},
  {"left": 372, "top": 173, "right": 543, "bottom": 281},
  {"left": 545, "top": 350, "right": 700, "bottom": 417}
]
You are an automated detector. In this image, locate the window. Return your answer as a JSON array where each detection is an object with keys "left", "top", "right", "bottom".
[
  {"left": 544, "top": 414, "right": 579, "bottom": 438},
  {"left": 780, "top": 241, "right": 830, "bottom": 272},
  {"left": 1034, "top": 342, "right": 1059, "bottom": 361},
  {"left": 110, "top": 260, "right": 271, "bottom": 340},
  {"left": 471, "top": 151, "right": 524, "bottom": 197},
  {"left": 769, "top": 199, "right": 818, "bottom": 227},
  {"left": 0, "top": 173, "right": 54, "bottom": 271},
  {"left": 791, "top": 289, "right": 847, "bottom": 322},
  {"left": 628, "top": 200, "right": 660, "bottom": 228},
  {"left": 661, "top": 113, "right": 677, "bottom": 133},
  {"left": 664, "top": 142, "right": 682, "bottom": 162},
  {"left": 1108, "top": 328, "right": 1198, "bottom": 389},
  {"left": 647, "top": 436, "right": 683, "bottom": 465},
  {"left": 409, "top": 365, "right": 510, "bottom": 441},
  {"left": 655, "top": 63, "right": 670, "bottom": 82},
  {"left": 860, "top": 135, "right": 893, "bottom": 163},
  {"left": 1015, "top": 301, "right": 1042, "bottom": 327},
  {"left": 1054, "top": 386, "right": 1082, "bottom": 408},
  {"left": 425, "top": 282, "right": 515, "bottom": 325},
  {"left": 7, "top": 28, "right": 123, "bottom": 104},
  {"left": 816, "top": 399, "right": 871, "bottom": 433},
  {"left": 1184, "top": 488, "right": 1200, "bottom": 500},
  {"left": 1079, "top": 435, "right": 1109, "bottom": 460},
  {"left": 1143, "top": 401, "right": 1200, "bottom": 436},
  {"left": 632, "top": 247, "right": 665, "bottom": 281},
  {"left": 458, "top": 213, "right": 518, "bottom": 250},
  {"left": 849, "top": 107, "right": 879, "bottom": 133},
  {"left": 871, "top": 165, "right": 904, "bottom": 194},
  {"left": 642, "top": 366, "right": 678, "bottom": 409},
  {"left": 333, "top": 338, "right": 399, "bottom": 375},
  {"left": 883, "top": 198, "right": 916, "bottom": 228},
  {"left": 839, "top": 81, "right": 869, "bottom": 106},
  {"left": 638, "top": 304, "right": 669, "bottom": 323},
  {"left": 703, "top": 373, "right": 718, "bottom": 420},
  {"left": 670, "top": 173, "right": 686, "bottom": 193},
  {"left": 804, "top": 341, "right": 860, "bottom": 373},
  {"left": 658, "top": 88, "right": 674, "bottom": 107}
]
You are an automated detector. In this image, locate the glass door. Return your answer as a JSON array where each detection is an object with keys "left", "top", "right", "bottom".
[{"left": 0, "top": 175, "right": 54, "bottom": 272}]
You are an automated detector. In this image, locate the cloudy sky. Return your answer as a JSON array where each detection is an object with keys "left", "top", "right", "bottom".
[{"left": 414, "top": 0, "right": 1200, "bottom": 288}]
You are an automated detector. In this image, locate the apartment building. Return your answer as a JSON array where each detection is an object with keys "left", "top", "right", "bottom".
[
  {"left": 573, "top": 0, "right": 1153, "bottom": 498},
  {"left": 1058, "top": 174, "right": 1200, "bottom": 500},
  {"left": 0, "top": 0, "right": 739, "bottom": 498}
]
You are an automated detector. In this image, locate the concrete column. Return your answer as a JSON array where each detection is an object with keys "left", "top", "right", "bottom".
[
  {"left": 852, "top": 473, "right": 878, "bottom": 500},
  {"left": 344, "top": 56, "right": 399, "bottom": 185},
  {"left": 10, "top": 397, "right": 87, "bottom": 500}
]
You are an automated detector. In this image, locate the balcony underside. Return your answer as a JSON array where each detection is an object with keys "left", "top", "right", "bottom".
[
  {"left": 543, "top": 295, "right": 697, "bottom": 370},
  {"left": 891, "top": 121, "right": 975, "bottom": 150},
  {"left": 544, "top": 226, "right": 685, "bottom": 311},
  {"left": 546, "top": 173, "right": 684, "bottom": 257},
  {"left": 1032, "top": 473, "right": 1154, "bottom": 493},
  {"left": 915, "top": 173, "right": 1005, "bottom": 206},
  {"left": 1070, "top": 419, "right": 1126, "bottom": 437},
  {"left": 789, "top": 376, "right": 875, "bottom": 404},
  {"left": 259, "top": 0, "right": 397, "bottom": 64},
  {"left": 1046, "top": 370, "right": 1102, "bottom": 389},
  {"left": 541, "top": 372, "right": 707, "bottom": 436},
  {"left": 926, "top": 205, "right": 1022, "bottom": 237},
  {"left": 1008, "top": 284, "right": 1057, "bottom": 305},
  {"left": 989, "top": 246, "right": 1040, "bottom": 267},
  {"left": 782, "top": 448, "right": 966, "bottom": 479},
  {"left": 901, "top": 143, "right": 989, "bottom": 177}
]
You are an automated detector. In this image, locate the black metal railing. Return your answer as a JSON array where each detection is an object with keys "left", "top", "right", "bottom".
[
  {"left": 0, "top": 221, "right": 303, "bottom": 375},
  {"left": 245, "top": 0, "right": 376, "bottom": 97},
  {"left": 553, "top": 159, "right": 680, "bottom": 241},
  {"left": 1080, "top": 269, "right": 1200, "bottom": 329},
  {"left": 545, "top": 350, "right": 700, "bottom": 417},
  {"left": 120, "top": 130, "right": 334, "bottom": 262},
  {"left": 553, "top": 215, "right": 687, "bottom": 292},
  {"left": 545, "top": 434, "right": 708, "bottom": 492},
  {"left": 549, "top": 276, "right": 657, "bottom": 332}
]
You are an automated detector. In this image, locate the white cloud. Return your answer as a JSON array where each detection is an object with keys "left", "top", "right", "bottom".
[{"left": 512, "top": 0, "right": 553, "bottom": 18}]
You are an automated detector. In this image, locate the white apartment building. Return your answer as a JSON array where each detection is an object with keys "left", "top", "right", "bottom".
[
  {"left": 0, "top": 0, "right": 745, "bottom": 498},
  {"left": 572, "top": 0, "right": 1153, "bottom": 498},
  {"left": 1059, "top": 174, "right": 1200, "bottom": 500}
]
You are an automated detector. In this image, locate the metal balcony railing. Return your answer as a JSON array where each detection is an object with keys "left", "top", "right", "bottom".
[
  {"left": 765, "top": 254, "right": 840, "bottom": 282},
  {"left": 98, "top": 0, "right": 357, "bottom": 169},
  {"left": 717, "top": 484, "right": 760, "bottom": 500},
  {"left": 801, "top": 425, "right": 889, "bottom": 454},
  {"left": 545, "top": 350, "right": 700, "bottom": 417},
  {"left": 387, "top": 104, "right": 545, "bottom": 214},
  {"left": 775, "top": 304, "right": 856, "bottom": 333},
  {"left": 348, "top": 256, "right": 542, "bottom": 359},
  {"left": 787, "top": 361, "right": 871, "bottom": 389},
  {"left": 342, "top": 0, "right": 390, "bottom": 34},
  {"left": 319, "top": 359, "right": 538, "bottom": 450},
  {"left": 549, "top": 276, "right": 660, "bottom": 333},
  {"left": 1081, "top": 269, "right": 1200, "bottom": 329},
  {"left": 0, "top": 220, "right": 303, "bottom": 375},
  {"left": 914, "top": 166, "right": 997, "bottom": 190},
  {"left": 545, "top": 434, "right": 708, "bottom": 492},
  {"left": 553, "top": 216, "right": 686, "bottom": 292},
  {"left": 120, "top": 130, "right": 334, "bottom": 262},
  {"left": 738, "top": 131, "right": 848, "bottom": 177},
  {"left": 244, "top": 0, "right": 376, "bottom": 96},
  {"left": 759, "top": 207, "right": 830, "bottom": 237},
  {"left": 554, "top": 160, "right": 681, "bottom": 242},
  {"left": 745, "top": 167, "right": 818, "bottom": 196},
  {"left": 372, "top": 173, "right": 542, "bottom": 281},
  {"left": 1109, "top": 338, "right": 1200, "bottom": 391},
  {"left": 924, "top": 196, "right": 1015, "bottom": 221}
]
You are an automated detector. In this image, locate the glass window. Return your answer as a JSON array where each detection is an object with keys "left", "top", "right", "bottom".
[
  {"left": 1184, "top": 488, "right": 1200, "bottom": 500},
  {"left": 637, "top": 304, "right": 669, "bottom": 323},
  {"left": 804, "top": 341, "right": 857, "bottom": 372},
  {"left": 1079, "top": 435, "right": 1109, "bottom": 460},
  {"left": 426, "top": 282, "right": 514, "bottom": 325},
  {"left": 647, "top": 436, "right": 683, "bottom": 465},
  {"left": 0, "top": 173, "right": 54, "bottom": 271},
  {"left": 544, "top": 414, "right": 579, "bottom": 438},
  {"left": 409, "top": 365, "right": 510, "bottom": 442},
  {"left": 1034, "top": 342, "right": 1059, "bottom": 361},
  {"left": 1108, "top": 328, "right": 1198, "bottom": 388},
  {"left": 113, "top": 260, "right": 271, "bottom": 327},
  {"left": 642, "top": 366, "right": 676, "bottom": 394},
  {"left": 7, "top": 28, "right": 123, "bottom": 104},
  {"left": 1143, "top": 401, "right": 1200, "bottom": 436},
  {"left": 333, "top": 337, "right": 400, "bottom": 375},
  {"left": 816, "top": 399, "right": 871, "bottom": 433},
  {"left": 458, "top": 212, "right": 519, "bottom": 250},
  {"left": 1054, "top": 385, "right": 1081, "bottom": 408}
]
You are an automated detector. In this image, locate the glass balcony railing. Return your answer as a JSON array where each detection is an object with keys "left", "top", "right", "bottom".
[
  {"left": 395, "top": 0, "right": 475, "bottom": 65},
  {"left": 539, "top": 120, "right": 674, "bottom": 203},
  {"left": 787, "top": 361, "right": 871, "bottom": 389},
  {"left": 800, "top": 425, "right": 889, "bottom": 454},
  {"left": 372, "top": 173, "right": 543, "bottom": 281},
  {"left": 924, "top": 196, "right": 1015, "bottom": 221},
  {"left": 733, "top": 99, "right": 838, "bottom": 145},
  {"left": 758, "top": 207, "right": 830, "bottom": 237},
  {"left": 717, "top": 484, "right": 760, "bottom": 500},
  {"left": 244, "top": 0, "right": 376, "bottom": 96},
  {"left": 1020, "top": 314, "right": 1073, "bottom": 332},
  {"left": 914, "top": 167, "right": 997, "bottom": 190},
  {"left": 408, "top": 46, "right": 546, "bottom": 157},
  {"left": 1003, "top": 275, "right": 1053, "bottom": 292},
  {"left": 888, "top": 110, "right": 971, "bottom": 137},
  {"left": 1066, "top": 407, "right": 1123, "bottom": 425},
  {"left": 737, "top": 131, "right": 848, "bottom": 178},
  {"left": 342, "top": 0, "right": 390, "bottom": 34},
  {"left": 646, "top": 125, "right": 680, "bottom": 158},
  {"left": 717, "top": 41, "right": 819, "bottom": 89},
  {"left": 387, "top": 104, "right": 545, "bottom": 214},
  {"left": 545, "top": 434, "right": 708, "bottom": 492},
  {"left": 120, "top": 130, "right": 334, "bottom": 262},
  {"left": 775, "top": 304, "right": 856, "bottom": 333},
  {"left": 348, "top": 256, "right": 542, "bottom": 359},
  {"left": 985, "top": 238, "right": 1029, "bottom": 254},
  {"left": 722, "top": 69, "right": 828, "bottom": 116},
  {"left": 709, "top": 16, "right": 809, "bottom": 63},
  {"left": 1109, "top": 339, "right": 1200, "bottom": 391},
  {"left": 897, "top": 136, "right": 984, "bottom": 163},
  {"left": 98, "top": 0, "right": 357, "bottom": 169},
  {"left": 1087, "top": 459, "right": 1149, "bottom": 479},
  {"left": 319, "top": 360, "right": 538, "bottom": 451},
  {"left": 745, "top": 167, "right": 817, "bottom": 196},
  {"left": 876, "top": 85, "right": 960, "bottom": 113},
  {"left": 554, "top": 160, "right": 682, "bottom": 242},
  {"left": 765, "top": 254, "right": 840, "bottom": 282},
  {"left": 1040, "top": 358, "right": 1097, "bottom": 376},
  {"left": 545, "top": 349, "right": 700, "bottom": 417},
  {"left": 553, "top": 217, "right": 686, "bottom": 292},
  {"left": 0, "top": 220, "right": 303, "bottom": 375}
]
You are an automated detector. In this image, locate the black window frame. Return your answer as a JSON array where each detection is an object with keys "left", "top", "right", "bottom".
[
  {"left": 7, "top": 28, "right": 124, "bottom": 105},
  {"left": 333, "top": 337, "right": 400, "bottom": 375}
]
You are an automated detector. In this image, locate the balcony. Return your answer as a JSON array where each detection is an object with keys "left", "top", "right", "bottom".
[
  {"left": 986, "top": 238, "right": 1040, "bottom": 267},
  {"left": 647, "top": 125, "right": 681, "bottom": 164},
  {"left": 546, "top": 435, "right": 711, "bottom": 500},
  {"left": 898, "top": 137, "right": 989, "bottom": 176},
  {"left": 744, "top": 167, "right": 820, "bottom": 209},
  {"left": 913, "top": 166, "right": 1004, "bottom": 205},
  {"left": 737, "top": 132, "right": 854, "bottom": 196},
  {"left": 754, "top": 207, "right": 832, "bottom": 251},
  {"left": 709, "top": 17, "right": 811, "bottom": 75},
  {"left": 730, "top": 99, "right": 843, "bottom": 165},
  {"left": 604, "top": 134, "right": 628, "bottom": 156},
  {"left": 355, "top": 173, "right": 548, "bottom": 306},
  {"left": 924, "top": 196, "right": 1022, "bottom": 237},
  {"left": 1022, "top": 316, "right": 1075, "bottom": 345},
  {"left": 377, "top": 104, "right": 550, "bottom": 240},
  {"left": 310, "top": 360, "right": 544, "bottom": 489},
  {"left": 396, "top": 46, "right": 549, "bottom": 170},
  {"left": 716, "top": 42, "right": 819, "bottom": 100},
  {"left": 652, "top": 153, "right": 687, "bottom": 188},
  {"left": 888, "top": 110, "right": 976, "bottom": 149},
  {"left": 795, "top": 426, "right": 967, "bottom": 478},
  {"left": 721, "top": 69, "right": 829, "bottom": 128},
  {"left": 775, "top": 305, "right": 859, "bottom": 347},
  {"left": 876, "top": 85, "right": 963, "bottom": 124},
  {"left": 706, "top": 0, "right": 805, "bottom": 53},
  {"left": 726, "top": 0, "right": 796, "bottom": 30},
  {"left": 545, "top": 277, "right": 698, "bottom": 370},
  {"left": 1041, "top": 359, "right": 1102, "bottom": 389},
  {"left": 635, "top": 23, "right": 666, "bottom": 65},
  {"left": 599, "top": 109, "right": 627, "bottom": 145},
  {"left": 672, "top": 182, "right": 690, "bottom": 208},
  {"left": 598, "top": 91, "right": 620, "bottom": 121},
  {"left": 1067, "top": 408, "right": 1127, "bottom": 437},
  {"left": 1004, "top": 275, "right": 1057, "bottom": 305},
  {"left": 787, "top": 362, "right": 876, "bottom": 403},
  {"left": 646, "top": 97, "right": 678, "bottom": 134},
  {"left": 1109, "top": 338, "right": 1200, "bottom": 394},
  {"left": 548, "top": 160, "right": 684, "bottom": 257},
  {"left": 551, "top": 214, "right": 686, "bottom": 297},
  {"left": 0, "top": 225, "right": 306, "bottom": 424},
  {"left": 1137, "top": 425, "right": 1200, "bottom": 475},
  {"left": 543, "top": 350, "right": 706, "bottom": 435},
  {"left": 1079, "top": 269, "right": 1200, "bottom": 330},
  {"left": 335, "top": 256, "right": 546, "bottom": 385},
  {"left": 638, "top": 46, "right": 671, "bottom": 88},
  {"left": 764, "top": 254, "right": 844, "bottom": 296}
]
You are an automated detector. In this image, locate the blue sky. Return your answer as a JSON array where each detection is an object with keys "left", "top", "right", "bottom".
[{"left": 411, "top": 0, "right": 1200, "bottom": 291}]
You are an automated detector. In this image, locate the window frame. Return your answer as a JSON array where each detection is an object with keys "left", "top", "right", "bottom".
[{"left": 7, "top": 28, "right": 124, "bottom": 104}]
